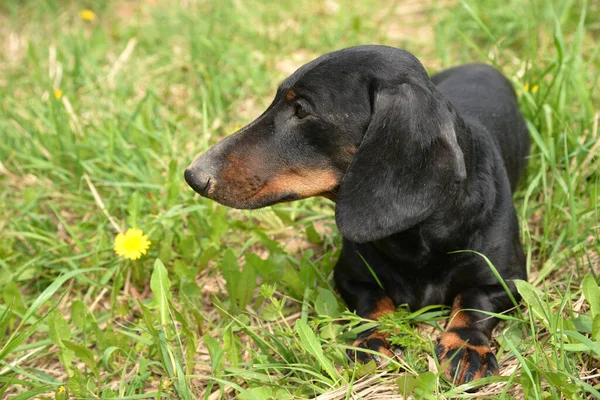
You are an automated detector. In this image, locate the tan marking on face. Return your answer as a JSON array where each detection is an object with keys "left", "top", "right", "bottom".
[
  {"left": 213, "top": 150, "right": 339, "bottom": 204},
  {"left": 221, "top": 152, "right": 262, "bottom": 182},
  {"left": 251, "top": 168, "right": 339, "bottom": 200},
  {"left": 368, "top": 297, "right": 396, "bottom": 320},
  {"left": 205, "top": 151, "right": 267, "bottom": 202},
  {"left": 285, "top": 89, "right": 296, "bottom": 102}
]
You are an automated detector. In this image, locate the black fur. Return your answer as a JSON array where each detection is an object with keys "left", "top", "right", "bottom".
[{"left": 185, "top": 45, "right": 530, "bottom": 383}]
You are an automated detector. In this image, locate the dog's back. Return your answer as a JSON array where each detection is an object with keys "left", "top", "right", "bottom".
[{"left": 431, "top": 64, "right": 530, "bottom": 191}]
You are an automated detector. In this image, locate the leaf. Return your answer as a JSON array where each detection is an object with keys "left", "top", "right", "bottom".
[
  {"left": 150, "top": 259, "right": 172, "bottom": 327},
  {"left": 22, "top": 268, "right": 103, "bottom": 324},
  {"left": 414, "top": 371, "right": 437, "bottom": 398},
  {"left": 11, "top": 385, "right": 55, "bottom": 400},
  {"left": 396, "top": 375, "right": 417, "bottom": 396},
  {"left": 197, "top": 245, "right": 219, "bottom": 269},
  {"left": 543, "top": 371, "right": 579, "bottom": 396},
  {"left": 305, "top": 223, "right": 321, "bottom": 244},
  {"left": 110, "top": 269, "right": 124, "bottom": 313},
  {"left": 174, "top": 259, "right": 201, "bottom": 298},
  {"left": 221, "top": 249, "right": 240, "bottom": 312},
  {"left": 126, "top": 191, "right": 141, "bottom": 229},
  {"left": 166, "top": 160, "right": 179, "bottom": 207},
  {"left": 224, "top": 325, "right": 241, "bottom": 368},
  {"left": 281, "top": 263, "right": 305, "bottom": 299},
  {"left": 47, "top": 311, "right": 74, "bottom": 377},
  {"left": 0, "top": 306, "right": 11, "bottom": 343},
  {"left": 354, "top": 359, "right": 377, "bottom": 377},
  {"left": 3, "top": 282, "right": 26, "bottom": 314},
  {"left": 237, "top": 261, "right": 256, "bottom": 311},
  {"left": 47, "top": 311, "right": 71, "bottom": 344},
  {"left": 157, "top": 328, "right": 176, "bottom": 378},
  {"left": 66, "top": 369, "right": 88, "bottom": 398},
  {"left": 203, "top": 334, "right": 224, "bottom": 375},
  {"left": 0, "top": 266, "right": 11, "bottom": 287},
  {"left": 593, "top": 314, "right": 600, "bottom": 341},
  {"left": 210, "top": 207, "right": 228, "bottom": 244},
  {"left": 515, "top": 279, "right": 548, "bottom": 326},
  {"left": 238, "top": 387, "right": 273, "bottom": 400},
  {"left": 63, "top": 341, "right": 99, "bottom": 377},
  {"left": 571, "top": 315, "right": 593, "bottom": 334},
  {"left": 0, "top": 320, "right": 49, "bottom": 363},
  {"left": 319, "top": 321, "right": 343, "bottom": 340},
  {"left": 102, "top": 346, "right": 125, "bottom": 370},
  {"left": 314, "top": 288, "right": 341, "bottom": 318},
  {"left": 173, "top": 356, "right": 193, "bottom": 400},
  {"left": 559, "top": 330, "right": 600, "bottom": 357},
  {"left": 158, "top": 226, "right": 174, "bottom": 263},
  {"left": 583, "top": 274, "right": 600, "bottom": 319},
  {"left": 134, "top": 293, "right": 154, "bottom": 326},
  {"left": 173, "top": 259, "right": 194, "bottom": 280},
  {"left": 294, "top": 319, "right": 338, "bottom": 382},
  {"left": 70, "top": 300, "right": 86, "bottom": 328},
  {"left": 247, "top": 253, "right": 281, "bottom": 282}
]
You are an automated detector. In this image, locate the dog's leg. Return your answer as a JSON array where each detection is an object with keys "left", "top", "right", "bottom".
[
  {"left": 336, "top": 279, "right": 398, "bottom": 363},
  {"left": 350, "top": 296, "right": 398, "bottom": 363},
  {"left": 436, "top": 285, "right": 518, "bottom": 384}
]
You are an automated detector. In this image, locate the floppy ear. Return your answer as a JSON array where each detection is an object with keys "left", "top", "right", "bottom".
[{"left": 335, "top": 81, "right": 467, "bottom": 243}]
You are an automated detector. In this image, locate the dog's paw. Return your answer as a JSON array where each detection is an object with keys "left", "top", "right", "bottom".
[
  {"left": 347, "top": 330, "right": 396, "bottom": 365},
  {"left": 435, "top": 329, "right": 499, "bottom": 385}
]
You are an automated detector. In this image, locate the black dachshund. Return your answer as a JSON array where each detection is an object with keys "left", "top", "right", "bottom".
[{"left": 185, "top": 45, "right": 529, "bottom": 384}]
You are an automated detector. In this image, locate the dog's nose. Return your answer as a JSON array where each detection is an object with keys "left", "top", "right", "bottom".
[{"left": 184, "top": 167, "right": 213, "bottom": 197}]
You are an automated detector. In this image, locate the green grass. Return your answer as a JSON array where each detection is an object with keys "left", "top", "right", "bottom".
[{"left": 0, "top": 0, "right": 599, "bottom": 398}]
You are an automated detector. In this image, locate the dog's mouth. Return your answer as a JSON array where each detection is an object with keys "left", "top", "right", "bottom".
[
  {"left": 198, "top": 177, "right": 212, "bottom": 197},
  {"left": 207, "top": 179, "right": 338, "bottom": 209},
  {"left": 186, "top": 142, "right": 342, "bottom": 208},
  {"left": 189, "top": 170, "right": 340, "bottom": 209}
]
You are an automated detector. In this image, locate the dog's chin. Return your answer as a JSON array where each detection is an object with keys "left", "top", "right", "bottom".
[
  {"left": 202, "top": 190, "right": 337, "bottom": 210},
  {"left": 202, "top": 192, "right": 302, "bottom": 210}
]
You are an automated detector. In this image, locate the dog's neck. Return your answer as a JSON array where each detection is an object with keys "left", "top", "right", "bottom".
[{"left": 371, "top": 226, "right": 432, "bottom": 266}]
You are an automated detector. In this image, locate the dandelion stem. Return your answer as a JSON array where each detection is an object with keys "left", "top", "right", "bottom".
[{"left": 83, "top": 173, "right": 122, "bottom": 233}]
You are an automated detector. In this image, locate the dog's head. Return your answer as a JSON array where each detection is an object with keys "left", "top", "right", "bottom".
[{"left": 185, "top": 45, "right": 468, "bottom": 243}]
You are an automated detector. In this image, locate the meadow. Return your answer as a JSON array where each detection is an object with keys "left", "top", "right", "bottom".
[{"left": 0, "top": 0, "right": 599, "bottom": 398}]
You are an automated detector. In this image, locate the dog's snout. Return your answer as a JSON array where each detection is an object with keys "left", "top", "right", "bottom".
[{"left": 184, "top": 167, "right": 213, "bottom": 197}]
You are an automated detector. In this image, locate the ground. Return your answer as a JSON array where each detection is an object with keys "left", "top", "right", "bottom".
[{"left": 0, "top": 0, "right": 599, "bottom": 399}]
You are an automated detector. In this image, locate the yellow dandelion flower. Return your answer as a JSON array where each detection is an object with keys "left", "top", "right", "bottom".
[
  {"left": 114, "top": 228, "right": 151, "bottom": 260},
  {"left": 80, "top": 10, "right": 97, "bottom": 21},
  {"left": 58, "top": 386, "right": 66, "bottom": 393},
  {"left": 524, "top": 83, "right": 539, "bottom": 93},
  {"left": 53, "top": 89, "right": 63, "bottom": 99}
]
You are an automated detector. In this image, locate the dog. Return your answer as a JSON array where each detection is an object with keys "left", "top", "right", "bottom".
[{"left": 184, "top": 45, "right": 530, "bottom": 384}]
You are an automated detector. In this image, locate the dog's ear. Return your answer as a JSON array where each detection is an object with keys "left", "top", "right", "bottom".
[{"left": 335, "top": 81, "right": 467, "bottom": 243}]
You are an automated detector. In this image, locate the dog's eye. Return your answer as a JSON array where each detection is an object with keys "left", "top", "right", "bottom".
[{"left": 295, "top": 104, "right": 309, "bottom": 119}]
